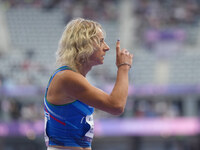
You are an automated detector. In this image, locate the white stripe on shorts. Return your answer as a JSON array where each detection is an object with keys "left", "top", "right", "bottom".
[{"left": 47, "top": 147, "right": 70, "bottom": 150}]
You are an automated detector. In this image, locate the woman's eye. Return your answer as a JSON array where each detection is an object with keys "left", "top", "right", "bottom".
[
  {"left": 100, "top": 39, "right": 104, "bottom": 43},
  {"left": 99, "top": 40, "right": 104, "bottom": 46}
]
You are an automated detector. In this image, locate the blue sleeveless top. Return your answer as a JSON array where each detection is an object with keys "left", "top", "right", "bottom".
[{"left": 44, "top": 66, "right": 94, "bottom": 148}]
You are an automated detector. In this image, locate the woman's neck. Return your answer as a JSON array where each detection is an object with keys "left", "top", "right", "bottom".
[{"left": 78, "top": 64, "right": 93, "bottom": 77}]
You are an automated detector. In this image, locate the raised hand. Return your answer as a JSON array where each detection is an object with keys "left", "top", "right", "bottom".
[{"left": 116, "top": 40, "right": 133, "bottom": 69}]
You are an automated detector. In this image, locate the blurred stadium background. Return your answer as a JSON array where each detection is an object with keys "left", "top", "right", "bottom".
[{"left": 0, "top": 0, "right": 200, "bottom": 149}]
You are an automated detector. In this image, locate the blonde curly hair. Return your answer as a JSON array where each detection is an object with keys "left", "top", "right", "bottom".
[{"left": 56, "top": 18, "right": 105, "bottom": 72}]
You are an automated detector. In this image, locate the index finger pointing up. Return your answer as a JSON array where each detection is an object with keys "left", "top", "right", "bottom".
[{"left": 116, "top": 40, "right": 120, "bottom": 54}]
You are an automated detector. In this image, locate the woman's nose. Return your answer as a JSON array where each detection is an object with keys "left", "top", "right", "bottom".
[{"left": 104, "top": 43, "right": 110, "bottom": 51}]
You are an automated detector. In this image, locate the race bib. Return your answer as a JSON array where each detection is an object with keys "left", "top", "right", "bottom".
[
  {"left": 85, "top": 115, "right": 94, "bottom": 138},
  {"left": 44, "top": 112, "right": 50, "bottom": 146}
]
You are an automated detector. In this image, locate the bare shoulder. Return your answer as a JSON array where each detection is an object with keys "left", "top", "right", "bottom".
[
  {"left": 57, "top": 70, "right": 90, "bottom": 92},
  {"left": 59, "top": 70, "right": 88, "bottom": 83}
]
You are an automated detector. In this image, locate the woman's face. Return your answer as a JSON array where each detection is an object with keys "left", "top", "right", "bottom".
[{"left": 89, "top": 28, "right": 110, "bottom": 66}]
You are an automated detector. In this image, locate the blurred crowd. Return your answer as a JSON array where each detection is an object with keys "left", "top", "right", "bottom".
[
  {"left": 134, "top": 0, "right": 200, "bottom": 28},
  {"left": 1, "top": 0, "right": 119, "bottom": 22},
  {"left": 0, "top": 98, "right": 43, "bottom": 122},
  {"left": 132, "top": 98, "right": 182, "bottom": 118},
  {"left": 133, "top": 0, "right": 200, "bottom": 52}
]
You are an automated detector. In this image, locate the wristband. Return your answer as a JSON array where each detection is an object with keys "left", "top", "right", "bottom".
[{"left": 117, "top": 63, "right": 131, "bottom": 68}]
